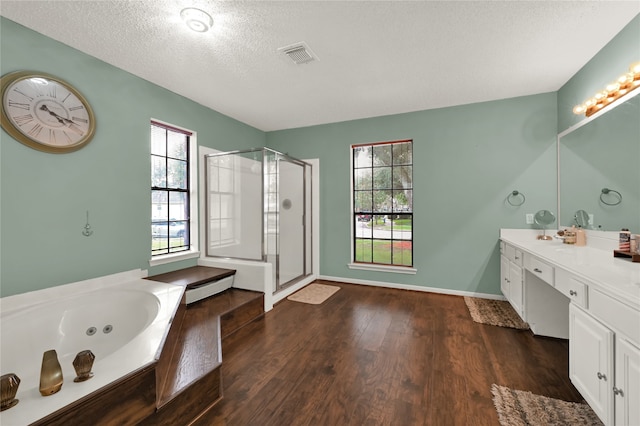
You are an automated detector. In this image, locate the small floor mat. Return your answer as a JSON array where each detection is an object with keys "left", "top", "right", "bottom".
[
  {"left": 491, "top": 384, "right": 603, "bottom": 426},
  {"left": 287, "top": 283, "right": 340, "bottom": 305},
  {"left": 464, "top": 297, "right": 529, "bottom": 329}
]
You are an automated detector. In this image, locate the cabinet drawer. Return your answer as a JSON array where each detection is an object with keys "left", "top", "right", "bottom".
[
  {"left": 524, "top": 254, "right": 554, "bottom": 286},
  {"left": 590, "top": 288, "right": 640, "bottom": 347},
  {"left": 555, "top": 268, "right": 588, "bottom": 308},
  {"left": 505, "top": 244, "right": 523, "bottom": 266}
]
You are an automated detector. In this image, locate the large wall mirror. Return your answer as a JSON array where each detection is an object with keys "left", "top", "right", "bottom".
[{"left": 558, "top": 92, "right": 639, "bottom": 232}]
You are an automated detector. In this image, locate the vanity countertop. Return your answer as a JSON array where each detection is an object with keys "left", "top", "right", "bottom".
[{"left": 500, "top": 229, "right": 640, "bottom": 310}]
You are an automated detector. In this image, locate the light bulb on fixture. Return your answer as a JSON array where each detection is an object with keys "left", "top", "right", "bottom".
[
  {"left": 594, "top": 91, "right": 607, "bottom": 101},
  {"left": 605, "top": 81, "right": 620, "bottom": 94},
  {"left": 572, "top": 104, "right": 586, "bottom": 115},
  {"left": 180, "top": 8, "right": 213, "bottom": 33},
  {"left": 617, "top": 72, "right": 633, "bottom": 85}
]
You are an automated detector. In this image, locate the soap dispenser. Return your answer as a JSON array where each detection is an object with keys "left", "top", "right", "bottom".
[{"left": 575, "top": 227, "right": 586, "bottom": 246}]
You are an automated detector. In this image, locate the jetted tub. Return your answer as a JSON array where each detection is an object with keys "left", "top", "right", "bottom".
[{"left": 0, "top": 269, "right": 183, "bottom": 425}]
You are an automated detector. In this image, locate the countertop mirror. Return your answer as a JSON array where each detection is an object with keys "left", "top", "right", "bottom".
[{"left": 558, "top": 92, "right": 640, "bottom": 232}]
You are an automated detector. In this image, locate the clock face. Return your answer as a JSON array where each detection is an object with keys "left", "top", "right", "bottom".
[{"left": 1, "top": 71, "right": 95, "bottom": 153}]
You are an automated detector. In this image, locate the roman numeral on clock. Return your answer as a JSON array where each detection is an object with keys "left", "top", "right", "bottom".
[
  {"left": 8, "top": 100, "right": 30, "bottom": 111},
  {"left": 13, "top": 114, "right": 34, "bottom": 127},
  {"left": 27, "top": 123, "right": 43, "bottom": 138},
  {"left": 49, "top": 129, "right": 57, "bottom": 144},
  {"left": 12, "top": 88, "right": 34, "bottom": 101}
]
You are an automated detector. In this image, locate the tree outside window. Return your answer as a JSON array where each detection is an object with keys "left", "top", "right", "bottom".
[{"left": 353, "top": 140, "right": 413, "bottom": 266}]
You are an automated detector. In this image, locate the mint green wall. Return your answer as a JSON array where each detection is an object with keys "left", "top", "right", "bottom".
[
  {"left": 0, "top": 18, "right": 265, "bottom": 297},
  {"left": 267, "top": 93, "right": 558, "bottom": 294},
  {"left": 2, "top": 12, "right": 635, "bottom": 298},
  {"left": 558, "top": 14, "right": 640, "bottom": 133}
]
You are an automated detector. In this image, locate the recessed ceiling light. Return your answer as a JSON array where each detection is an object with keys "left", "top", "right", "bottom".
[{"left": 180, "top": 8, "right": 213, "bottom": 33}]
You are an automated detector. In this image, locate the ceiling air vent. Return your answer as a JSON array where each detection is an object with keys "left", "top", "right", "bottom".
[{"left": 278, "top": 42, "right": 318, "bottom": 65}]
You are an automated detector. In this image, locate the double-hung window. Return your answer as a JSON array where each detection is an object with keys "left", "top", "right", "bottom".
[
  {"left": 151, "top": 121, "right": 195, "bottom": 259},
  {"left": 351, "top": 139, "right": 413, "bottom": 269}
]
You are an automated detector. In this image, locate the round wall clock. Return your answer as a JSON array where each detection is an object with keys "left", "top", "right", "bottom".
[{"left": 1, "top": 71, "right": 96, "bottom": 153}]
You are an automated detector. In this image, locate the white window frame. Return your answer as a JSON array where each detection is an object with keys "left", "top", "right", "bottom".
[
  {"left": 149, "top": 118, "right": 199, "bottom": 266},
  {"left": 348, "top": 140, "right": 417, "bottom": 274}
]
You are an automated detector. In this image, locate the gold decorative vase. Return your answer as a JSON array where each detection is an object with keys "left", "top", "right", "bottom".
[
  {"left": 40, "top": 349, "right": 63, "bottom": 396},
  {"left": 1, "top": 373, "right": 20, "bottom": 411},
  {"left": 73, "top": 350, "right": 95, "bottom": 382}
]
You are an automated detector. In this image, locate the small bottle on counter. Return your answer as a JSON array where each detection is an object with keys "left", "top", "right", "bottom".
[
  {"left": 619, "top": 228, "right": 631, "bottom": 251},
  {"left": 575, "top": 227, "right": 586, "bottom": 246},
  {"left": 630, "top": 235, "right": 638, "bottom": 254}
]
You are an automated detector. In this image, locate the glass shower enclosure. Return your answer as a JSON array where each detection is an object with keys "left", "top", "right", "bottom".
[{"left": 205, "top": 148, "right": 312, "bottom": 292}]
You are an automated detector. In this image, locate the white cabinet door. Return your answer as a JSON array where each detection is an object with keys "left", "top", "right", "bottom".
[
  {"left": 615, "top": 338, "right": 640, "bottom": 426},
  {"left": 500, "top": 254, "right": 510, "bottom": 299},
  {"left": 509, "top": 262, "right": 523, "bottom": 317},
  {"left": 570, "top": 304, "right": 614, "bottom": 425}
]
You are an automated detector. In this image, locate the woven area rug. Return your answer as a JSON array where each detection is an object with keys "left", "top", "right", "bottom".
[
  {"left": 491, "top": 384, "right": 603, "bottom": 426},
  {"left": 287, "top": 283, "right": 340, "bottom": 305},
  {"left": 464, "top": 297, "right": 529, "bottom": 329}
]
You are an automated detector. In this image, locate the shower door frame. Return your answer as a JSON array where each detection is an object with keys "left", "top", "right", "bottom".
[
  {"left": 272, "top": 151, "right": 312, "bottom": 291},
  {"left": 204, "top": 147, "right": 313, "bottom": 292}
]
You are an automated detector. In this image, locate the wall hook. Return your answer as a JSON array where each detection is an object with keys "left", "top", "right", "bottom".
[
  {"left": 507, "top": 190, "right": 525, "bottom": 206},
  {"left": 82, "top": 211, "right": 93, "bottom": 237}
]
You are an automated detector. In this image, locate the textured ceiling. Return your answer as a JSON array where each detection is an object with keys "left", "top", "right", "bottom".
[{"left": 1, "top": 1, "right": 639, "bottom": 131}]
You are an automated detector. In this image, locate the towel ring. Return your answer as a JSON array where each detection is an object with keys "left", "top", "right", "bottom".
[
  {"left": 507, "top": 190, "right": 525, "bottom": 206},
  {"left": 600, "top": 188, "right": 622, "bottom": 206}
]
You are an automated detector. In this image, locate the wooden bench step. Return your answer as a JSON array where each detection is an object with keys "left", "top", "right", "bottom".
[{"left": 141, "top": 287, "right": 264, "bottom": 425}]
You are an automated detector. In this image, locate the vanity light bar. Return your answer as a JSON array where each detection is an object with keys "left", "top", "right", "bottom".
[{"left": 573, "top": 62, "right": 640, "bottom": 117}]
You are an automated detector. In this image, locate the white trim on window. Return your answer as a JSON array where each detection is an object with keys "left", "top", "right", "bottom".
[
  {"left": 348, "top": 263, "right": 417, "bottom": 274},
  {"left": 149, "top": 118, "right": 199, "bottom": 265},
  {"left": 149, "top": 250, "right": 201, "bottom": 266},
  {"left": 349, "top": 139, "right": 415, "bottom": 271}
]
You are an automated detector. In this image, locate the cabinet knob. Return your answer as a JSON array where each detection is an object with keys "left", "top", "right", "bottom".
[
  {"left": 533, "top": 268, "right": 542, "bottom": 273},
  {"left": 613, "top": 387, "right": 624, "bottom": 397},
  {"left": 515, "top": 256, "right": 520, "bottom": 260},
  {"left": 569, "top": 290, "right": 577, "bottom": 296},
  {"left": 597, "top": 372, "right": 607, "bottom": 381}
]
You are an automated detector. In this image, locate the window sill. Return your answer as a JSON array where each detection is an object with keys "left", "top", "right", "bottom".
[
  {"left": 149, "top": 250, "right": 200, "bottom": 267},
  {"left": 348, "top": 263, "right": 417, "bottom": 274}
]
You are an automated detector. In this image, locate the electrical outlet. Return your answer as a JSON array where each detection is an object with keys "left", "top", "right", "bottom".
[{"left": 526, "top": 213, "right": 534, "bottom": 224}]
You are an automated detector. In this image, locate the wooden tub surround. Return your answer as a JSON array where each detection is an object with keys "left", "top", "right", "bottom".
[
  {"left": 141, "top": 266, "right": 264, "bottom": 425},
  {"left": 26, "top": 266, "right": 265, "bottom": 425}
]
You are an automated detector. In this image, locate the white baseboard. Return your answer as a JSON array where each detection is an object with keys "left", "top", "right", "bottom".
[{"left": 317, "top": 275, "right": 506, "bottom": 301}]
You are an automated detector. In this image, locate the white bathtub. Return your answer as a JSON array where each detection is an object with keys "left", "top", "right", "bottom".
[{"left": 0, "top": 269, "right": 183, "bottom": 425}]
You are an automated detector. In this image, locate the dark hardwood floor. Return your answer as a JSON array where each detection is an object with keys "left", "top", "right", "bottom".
[{"left": 194, "top": 280, "right": 583, "bottom": 426}]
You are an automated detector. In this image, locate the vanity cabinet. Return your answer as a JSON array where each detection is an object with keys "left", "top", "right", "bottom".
[
  {"left": 615, "top": 338, "right": 640, "bottom": 426},
  {"left": 500, "top": 229, "right": 640, "bottom": 426},
  {"left": 569, "top": 304, "right": 614, "bottom": 424},
  {"left": 500, "top": 242, "right": 524, "bottom": 317},
  {"left": 570, "top": 303, "right": 640, "bottom": 426}
]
